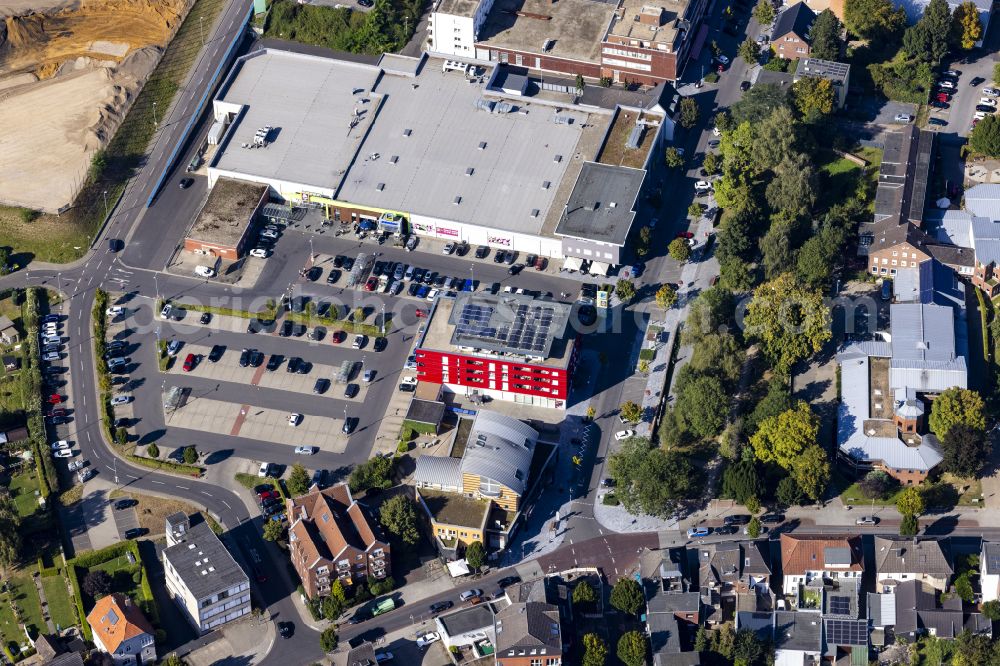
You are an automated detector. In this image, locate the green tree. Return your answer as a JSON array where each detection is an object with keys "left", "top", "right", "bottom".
[
  {"left": 319, "top": 627, "right": 338, "bottom": 653},
  {"left": 611, "top": 578, "right": 645, "bottom": 615},
  {"left": 750, "top": 401, "right": 819, "bottom": 470},
  {"left": 982, "top": 600, "right": 1000, "bottom": 621},
  {"left": 929, "top": 387, "right": 986, "bottom": 439},
  {"left": 465, "top": 540, "right": 486, "bottom": 571},
  {"left": 731, "top": 83, "right": 789, "bottom": 125},
  {"left": 689, "top": 202, "right": 704, "bottom": 218},
  {"left": 733, "top": 629, "right": 765, "bottom": 666},
  {"left": 859, "top": 470, "right": 895, "bottom": 499},
  {"left": 952, "top": 1, "right": 982, "bottom": 48},
  {"left": 744, "top": 273, "right": 831, "bottom": 374},
  {"left": 685, "top": 286, "right": 735, "bottom": 341},
  {"left": 843, "top": 0, "right": 906, "bottom": 39},
  {"left": 620, "top": 400, "right": 642, "bottom": 423},
  {"left": 754, "top": 0, "right": 775, "bottom": 26},
  {"left": 942, "top": 423, "right": 991, "bottom": 478},
  {"left": 655, "top": 284, "right": 678, "bottom": 310},
  {"left": 348, "top": 455, "right": 394, "bottom": 493},
  {"left": 573, "top": 580, "right": 598, "bottom": 608},
  {"left": 810, "top": 9, "right": 843, "bottom": 60},
  {"left": 0, "top": 495, "right": 18, "bottom": 569},
  {"left": 792, "top": 76, "right": 835, "bottom": 120},
  {"left": 776, "top": 476, "right": 804, "bottom": 507},
  {"left": 330, "top": 578, "right": 348, "bottom": 605},
  {"left": 900, "top": 513, "right": 919, "bottom": 536},
  {"left": 0, "top": 248, "right": 10, "bottom": 276},
  {"left": 263, "top": 520, "right": 286, "bottom": 542},
  {"left": 703, "top": 151, "right": 720, "bottom": 175},
  {"left": 746, "top": 516, "right": 762, "bottom": 539},
  {"left": 793, "top": 444, "right": 830, "bottom": 501},
  {"left": 617, "top": 631, "right": 648, "bottom": 666},
  {"left": 896, "top": 486, "right": 925, "bottom": 517},
  {"left": 161, "top": 655, "right": 188, "bottom": 666},
  {"left": 953, "top": 631, "right": 995, "bottom": 666},
  {"left": 738, "top": 38, "right": 761, "bottom": 63},
  {"left": 321, "top": 594, "right": 343, "bottom": 621},
  {"left": 767, "top": 153, "right": 818, "bottom": 216},
  {"left": 379, "top": 495, "right": 420, "bottom": 546},
  {"left": 719, "top": 258, "right": 755, "bottom": 292},
  {"left": 721, "top": 458, "right": 762, "bottom": 505},
  {"left": 714, "top": 624, "right": 737, "bottom": 659},
  {"left": 753, "top": 106, "right": 799, "bottom": 173},
  {"left": 955, "top": 572, "right": 974, "bottom": 602},
  {"left": 83, "top": 570, "right": 113, "bottom": 598},
  {"left": 679, "top": 97, "right": 700, "bottom": 129},
  {"left": 675, "top": 373, "right": 728, "bottom": 439},
  {"left": 796, "top": 233, "right": 838, "bottom": 288},
  {"left": 747, "top": 377, "right": 792, "bottom": 434},
  {"left": 575, "top": 73, "right": 586, "bottom": 92},
  {"left": 616, "top": 279, "right": 637, "bottom": 302},
  {"left": 715, "top": 111, "right": 735, "bottom": 133},
  {"left": 665, "top": 147, "right": 685, "bottom": 169},
  {"left": 287, "top": 463, "right": 312, "bottom": 496},
  {"left": 583, "top": 633, "right": 609, "bottom": 666},
  {"left": 609, "top": 438, "right": 694, "bottom": 517},
  {"left": 694, "top": 626, "right": 709, "bottom": 652},
  {"left": 183, "top": 446, "right": 198, "bottom": 465},
  {"left": 669, "top": 238, "right": 692, "bottom": 262},
  {"left": 760, "top": 214, "right": 795, "bottom": 280},
  {"left": 146, "top": 442, "right": 160, "bottom": 458},
  {"left": 970, "top": 115, "right": 1000, "bottom": 157},
  {"left": 688, "top": 332, "right": 744, "bottom": 386}
]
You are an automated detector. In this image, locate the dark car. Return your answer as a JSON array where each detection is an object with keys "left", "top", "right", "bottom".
[
  {"left": 124, "top": 528, "right": 142, "bottom": 539},
  {"left": 475, "top": 245, "right": 490, "bottom": 259},
  {"left": 489, "top": 282, "right": 501, "bottom": 295},
  {"left": 971, "top": 76, "right": 986, "bottom": 86},
  {"left": 600, "top": 478, "right": 616, "bottom": 488},
  {"left": 373, "top": 337, "right": 387, "bottom": 352},
  {"left": 239, "top": 349, "right": 251, "bottom": 367},
  {"left": 342, "top": 417, "right": 357, "bottom": 434},
  {"left": 199, "top": 312, "right": 211, "bottom": 325},
  {"left": 929, "top": 100, "right": 949, "bottom": 109},
  {"left": 723, "top": 514, "right": 752, "bottom": 526},
  {"left": 333, "top": 255, "right": 346, "bottom": 268},
  {"left": 498, "top": 575, "right": 521, "bottom": 588},
  {"left": 179, "top": 178, "right": 193, "bottom": 189},
  {"left": 306, "top": 266, "right": 321, "bottom": 282},
  {"left": 114, "top": 499, "right": 136, "bottom": 510},
  {"left": 253, "top": 483, "right": 274, "bottom": 494},
  {"left": 327, "top": 269, "right": 341, "bottom": 284},
  {"left": 493, "top": 250, "right": 506, "bottom": 264},
  {"left": 343, "top": 256, "right": 354, "bottom": 271},
  {"left": 722, "top": 23, "right": 739, "bottom": 36},
  {"left": 345, "top": 383, "right": 360, "bottom": 399},
  {"left": 423, "top": 271, "right": 436, "bottom": 285},
  {"left": 309, "top": 327, "right": 325, "bottom": 341},
  {"left": 48, "top": 415, "right": 70, "bottom": 425},
  {"left": 296, "top": 360, "right": 310, "bottom": 375},
  {"left": 280, "top": 320, "right": 293, "bottom": 337},
  {"left": 929, "top": 117, "right": 948, "bottom": 126},
  {"left": 504, "top": 251, "right": 517, "bottom": 265},
  {"left": 358, "top": 0, "right": 373, "bottom": 6},
  {"left": 208, "top": 345, "right": 225, "bottom": 362},
  {"left": 761, "top": 513, "right": 785, "bottom": 524},
  {"left": 287, "top": 357, "right": 301, "bottom": 373},
  {"left": 429, "top": 600, "right": 453, "bottom": 614},
  {"left": 108, "top": 238, "right": 122, "bottom": 252},
  {"left": 278, "top": 622, "right": 294, "bottom": 639},
  {"left": 508, "top": 263, "right": 524, "bottom": 276},
  {"left": 977, "top": 104, "right": 997, "bottom": 113},
  {"left": 313, "top": 378, "right": 330, "bottom": 394},
  {"left": 740, "top": 80, "right": 751, "bottom": 91},
  {"left": 408, "top": 283, "right": 421, "bottom": 297},
  {"left": 291, "top": 296, "right": 307, "bottom": 313},
  {"left": 714, "top": 525, "right": 739, "bottom": 535},
  {"left": 266, "top": 354, "right": 283, "bottom": 371},
  {"left": 247, "top": 350, "right": 262, "bottom": 367}
]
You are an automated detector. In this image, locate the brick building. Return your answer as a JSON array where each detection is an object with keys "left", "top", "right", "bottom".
[
  {"left": 287, "top": 484, "right": 391, "bottom": 599},
  {"left": 771, "top": 2, "right": 816, "bottom": 59},
  {"left": 184, "top": 178, "right": 268, "bottom": 261}
]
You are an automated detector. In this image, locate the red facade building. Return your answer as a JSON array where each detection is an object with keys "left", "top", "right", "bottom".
[{"left": 415, "top": 293, "right": 579, "bottom": 409}]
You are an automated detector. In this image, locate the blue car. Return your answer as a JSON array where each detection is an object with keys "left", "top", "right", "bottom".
[{"left": 416, "top": 285, "right": 430, "bottom": 299}]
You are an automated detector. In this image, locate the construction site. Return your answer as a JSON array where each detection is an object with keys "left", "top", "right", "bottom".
[{"left": 0, "top": 0, "right": 193, "bottom": 213}]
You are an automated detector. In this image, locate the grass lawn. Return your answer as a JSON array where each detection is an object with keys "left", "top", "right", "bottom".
[
  {"left": 839, "top": 480, "right": 907, "bottom": 506},
  {"left": 40, "top": 575, "right": 76, "bottom": 630},
  {"left": 1, "top": 574, "right": 46, "bottom": 640},
  {"left": 7, "top": 470, "right": 41, "bottom": 521}
]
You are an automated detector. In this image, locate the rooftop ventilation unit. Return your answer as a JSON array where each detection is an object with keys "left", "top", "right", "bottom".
[
  {"left": 403, "top": 128, "right": 412, "bottom": 137},
  {"left": 376, "top": 183, "right": 385, "bottom": 191},
  {"left": 390, "top": 155, "right": 399, "bottom": 164},
  {"left": 475, "top": 98, "right": 496, "bottom": 112},
  {"left": 554, "top": 154, "right": 563, "bottom": 163},
  {"left": 494, "top": 102, "right": 514, "bottom": 114},
  {"left": 553, "top": 114, "right": 573, "bottom": 125},
  {"left": 542, "top": 181, "right": 551, "bottom": 189},
  {"left": 531, "top": 209, "right": 540, "bottom": 217},
  {"left": 626, "top": 124, "right": 644, "bottom": 149},
  {"left": 454, "top": 196, "right": 462, "bottom": 205},
  {"left": 466, "top": 167, "right": 475, "bottom": 176},
  {"left": 478, "top": 141, "right": 488, "bottom": 150}
]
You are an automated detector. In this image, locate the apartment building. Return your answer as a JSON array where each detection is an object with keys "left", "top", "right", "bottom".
[
  {"left": 162, "top": 513, "right": 251, "bottom": 633},
  {"left": 287, "top": 484, "right": 391, "bottom": 600}
]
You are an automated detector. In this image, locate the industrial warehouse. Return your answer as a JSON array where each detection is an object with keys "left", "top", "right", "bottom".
[{"left": 205, "top": 47, "right": 672, "bottom": 262}]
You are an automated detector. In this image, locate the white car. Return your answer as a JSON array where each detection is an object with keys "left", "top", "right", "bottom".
[
  {"left": 43, "top": 352, "right": 60, "bottom": 362},
  {"left": 68, "top": 459, "right": 86, "bottom": 471},
  {"left": 194, "top": 265, "right": 215, "bottom": 278},
  {"left": 160, "top": 303, "right": 173, "bottom": 319},
  {"left": 615, "top": 429, "right": 636, "bottom": 441},
  {"left": 984, "top": 87, "right": 999, "bottom": 97},
  {"left": 166, "top": 339, "right": 183, "bottom": 357},
  {"left": 54, "top": 449, "right": 73, "bottom": 459},
  {"left": 712, "top": 127, "right": 721, "bottom": 137},
  {"left": 894, "top": 113, "right": 914, "bottom": 123},
  {"left": 976, "top": 111, "right": 988, "bottom": 120},
  {"left": 50, "top": 440, "right": 69, "bottom": 451},
  {"left": 694, "top": 180, "right": 713, "bottom": 192},
  {"left": 106, "top": 306, "right": 124, "bottom": 317},
  {"left": 459, "top": 589, "right": 483, "bottom": 602},
  {"left": 110, "top": 395, "right": 132, "bottom": 406},
  {"left": 715, "top": 54, "right": 729, "bottom": 65},
  {"left": 443, "top": 242, "right": 455, "bottom": 255},
  {"left": 249, "top": 248, "right": 270, "bottom": 259},
  {"left": 426, "top": 288, "right": 439, "bottom": 302},
  {"left": 981, "top": 97, "right": 997, "bottom": 106},
  {"left": 260, "top": 229, "right": 279, "bottom": 239},
  {"left": 352, "top": 335, "right": 365, "bottom": 349},
  {"left": 258, "top": 462, "right": 271, "bottom": 477},
  {"left": 416, "top": 632, "right": 441, "bottom": 648},
  {"left": 938, "top": 79, "right": 956, "bottom": 89},
  {"left": 288, "top": 413, "right": 302, "bottom": 427},
  {"left": 293, "top": 445, "right": 316, "bottom": 455},
  {"left": 107, "top": 357, "right": 128, "bottom": 369}
]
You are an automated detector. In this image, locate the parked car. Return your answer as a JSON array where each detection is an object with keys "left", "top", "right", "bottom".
[
  {"left": 760, "top": 513, "right": 785, "bottom": 524},
  {"left": 724, "top": 514, "right": 752, "bottom": 526},
  {"left": 694, "top": 180, "right": 713, "bottom": 192},
  {"left": 429, "top": 601, "right": 452, "bottom": 614},
  {"left": 110, "top": 395, "right": 132, "bottom": 406},
  {"left": 294, "top": 446, "right": 316, "bottom": 455},
  {"left": 459, "top": 589, "right": 483, "bottom": 602},
  {"left": 239, "top": 349, "right": 251, "bottom": 367},
  {"left": 250, "top": 248, "right": 270, "bottom": 258},
  {"left": 443, "top": 242, "right": 455, "bottom": 255},
  {"left": 475, "top": 246, "right": 490, "bottom": 259},
  {"left": 166, "top": 339, "right": 183, "bottom": 356},
  {"left": 106, "top": 306, "right": 125, "bottom": 317},
  {"left": 614, "top": 429, "right": 635, "bottom": 441},
  {"left": 313, "top": 378, "right": 330, "bottom": 394},
  {"left": 416, "top": 632, "right": 441, "bottom": 648},
  {"left": 182, "top": 353, "right": 197, "bottom": 372},
  {"left": 194, "top": 265, "right": 216, "bottom": 278},
  {"left": 856, "top": 516, "right": 879, "bottom": 526},
  {"left": 894, "top": 113, "right": 914, "bottom": 122},
  {"left": 686, "top": 527, "right": 710, "bottom": 538}
]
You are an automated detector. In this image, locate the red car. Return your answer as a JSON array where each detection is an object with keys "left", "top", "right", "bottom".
[
  {"left": 48, "top": 394, "right": 62, "bottom": 405},
  {"left": 415, "top": 309, "right": 427, "bottom": 318},
  {"left": 676, "top": 231, "right": 694, "bottom": 239},
  {"left": 182, "top": 353, "right": 196, "bottom": 372},
  {"left": 258, "top": 490, "right": 277, "bottom": 502},
  {"left": 364, "top": 277, "right": 379, "bottom": 291},
  {"left": 935, "top": 92, "right": 951, "bottom": 102},
  {"left": 331, "top": 330, "right": 346, "bottom": 344}
]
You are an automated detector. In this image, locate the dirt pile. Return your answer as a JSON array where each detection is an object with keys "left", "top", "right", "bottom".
[{"left": 0, "top": 0, "right": 192, "bottom": 212}]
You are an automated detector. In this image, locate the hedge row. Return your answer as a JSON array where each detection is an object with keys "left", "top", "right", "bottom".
[
  {"left": 976, "top": 288, "right": 991, "bottom": 362},
  {"left": 125, "top": 454, "right": 203, "bottom": 477}
]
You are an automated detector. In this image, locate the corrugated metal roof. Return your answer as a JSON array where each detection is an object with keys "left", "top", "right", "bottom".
[
  {"left": 413, "top": 456, "right": 462, "bottom": 488},
  {"left": 965, "top": 183, "right": 1000, "bottom": 221},
  {"left": 461, "top": 411, "right": 537, "bottom": 496},
  {"left": 890, "top": 304, "right": 956, "bottom": 364}
]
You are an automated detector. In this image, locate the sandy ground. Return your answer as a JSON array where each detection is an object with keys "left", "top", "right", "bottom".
[{"left": 0, "top": 0, "right": 190, "bottom": 212}]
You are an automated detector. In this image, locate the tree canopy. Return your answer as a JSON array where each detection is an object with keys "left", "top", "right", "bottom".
[
  {"left": 379, "top": 495, "right": 421, "bottom": 546},
  {"left": 809, "top": 9, "right": 843, "bottom": 60},
  {"left": 679, "top": 97, "right": 700, "bottom": 128},
  {"left": 731, "top": 84, "right": 789, "bottom": 126},
  {"left": 608, "top": 437, "right": 696, "bottom": 517},
  {"left": 583, "top": 633, "right": 609, "bottom": 666},
  {"left": 792, "top": 77, "right": 836, "bottom": 120},
  {"left": 942, "top": 423, "right": 991, "bottom": 478},
  {"left": 685, "top": 286, "right": 735, "bottom": 341},
  {"left": 843, "top": 0, "right": 906, "bottom": 39},
  {"left": 617, "top": 631, "right": 649, "bottom": 666},
  {"left": 896, "top": 486, "right": 926, "bottom": 516},
  {"left": 655, "top": 283, "right": 678, "bottom": 310},
  {"left": 688, "top": 332, "right": 744, "bottom": 387},
  {"left": 928, "top": 387, "right": 986, "bottom": 439},
  {"left": 287, "top": 463, "right": 311, "bottom": 497},
  {"left": 669, "top": 237, "right": 692, "bottom": 261},
  {"left": 970, "top": 115, "right": 1000, "bottom": 157},
  {"left": 675, "top": 372, "right": 729, "bottom": 439},
  {"left": 610, "top": 578, "right": 645, "bottom": 615},
  {"left": 952, "top": 1, "right": 983, "bottom": 49},
  {"left": 465, "top": 540, "right": 486, "bottom": 570},
  {"left": 744, "top": 273, "right": 832, "bottom": 374},
  {"left": 751, "top": 401, "right": 819, "bottom": 469}
]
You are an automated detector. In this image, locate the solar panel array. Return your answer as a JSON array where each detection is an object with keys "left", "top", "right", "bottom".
[
  {"left": 828, "top": 595, "right": 850, "bottom": 616},
  {"left": 825, "top": 619, "right": 867, "bottom": 646},
  {"left": 453, "top": 301, "right": 556, "bottom": 355}
]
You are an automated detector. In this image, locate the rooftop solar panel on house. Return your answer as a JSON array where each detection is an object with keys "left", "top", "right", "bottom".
[{"left": 825, "top": 619, "right": 867, "bottom": 646}]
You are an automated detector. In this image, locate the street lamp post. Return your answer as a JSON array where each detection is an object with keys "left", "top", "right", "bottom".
[
  {"left": 154, "top": 274, "right": 160, "bottom": 304},
  {"left": 102, "top": 190, "right": 109, "bottom": 220},
  {"left": 199, "top": 16, "right": 205, "bottom": 46},
  {"left": 380, "top": 304, "right": 385, "bottom": 336},
  {"left": 152, "top": 101, "right": 158, "bottom": 126}
]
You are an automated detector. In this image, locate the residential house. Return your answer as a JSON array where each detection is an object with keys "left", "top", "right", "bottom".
[
  {"left": 435, "top": 604, "right": 496, "bottom": 654},
  {"left": 641, "top": 548, "right": 702, "bottom": 664},
  {"left": 773, "top": 611, "right": 823, "bottom": 666},
  {"left": 981, "top": 541, "right": 1000, "bottom": 603},
  {"left": 0, "top": 315, "right": 18, "bottom": 345},
  {"left": 696, "top": 541, "right": 772, "bottom": 625},
  {"left": 893, "top": 580, "right": 991, "bottom": 640},
  {"left": 341, "top": 641, "right": 377, "bottom": 666},
  {"left": 494, "top": 599, "right": 562, "bottom": 666},
  {"left": 772, "top": 2, "right": 817, "bottom": 59},
  {"left": 286, "top": 483, "right": 391, "bottom": 600},
  {"left": 779, "top": 535, "right": 863, "bottom": 599},
  {"left": 867, "top": 591, "right": 896, "bottom": 648},
  {"left": 86, "top": 593, "right": 156, "bottom": 666},
  {"left": 793, "top": 58, "right": 850, "bottom": 108},
  {"left": 162, "top": 513, "right": 251, "bottom": 633},
  {"left": 821, "top": 581, "right": 869, "bottom": 663},
  {"left": 927, "top": 184, "right": 1000, "bottom": 295},
  {"left": 874, "top": 537, "right": 953, "bottom": 592},
  {"left": 414, "top": 410, "right": 557, "bottom": 555}
]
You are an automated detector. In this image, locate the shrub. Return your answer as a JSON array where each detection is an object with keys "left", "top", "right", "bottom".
[{"left": 147, "top": 443, "right": 160, "bottom": 458}]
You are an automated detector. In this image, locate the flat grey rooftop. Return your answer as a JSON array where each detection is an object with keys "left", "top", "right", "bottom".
[
  {"left": 162, "top": 521, "right": 248, "bottom": 601},
  {"left": 337, "top": 61, "right": 593, "bottom": 235},
  {"left": 475, "top": 0, "right": 616, "bottom": 63},
  {"left": 555, "top": 162, "right": 643, "bottom": 246},
  {"left": 212, "top": 49, "right": 382, "bottom": 193}
]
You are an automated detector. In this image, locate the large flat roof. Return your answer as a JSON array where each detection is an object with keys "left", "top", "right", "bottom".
[
  {"left": 607, "top": 0, "right": 693, "bottom": 47},
  {"left": 188, "top": 179, "right": 268, "bottom": 246},
  {"left": 555, "top": 162, "right": 643, "bottom": 246},
  {"left": 212, "top": 49, "right": 382, "bottom": 193},
  {"left": 475, "top": 0, "right": 616, "bottom": 63},
  {"left": 337, "top": 61, "right": 598, "bottom": 235}
]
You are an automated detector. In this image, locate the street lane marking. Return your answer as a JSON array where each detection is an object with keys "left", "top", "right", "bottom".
[
  {"left": 177, "top": 485, "right": 189, "bottom": 490},
  {"left": 152, "top": 480, "right": 165, "bottom": 485},
  {"left": 202, "top": 491, "right": 213, "bottom": 497},
  {"left": 127, "top": 474, "right": 138, "bottom": 480}
]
